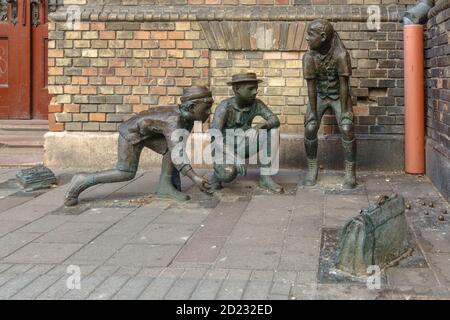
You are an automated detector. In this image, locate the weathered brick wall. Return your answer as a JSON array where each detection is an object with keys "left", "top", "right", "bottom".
[
  {"left": 425, "top": 7, "right": 450, "bottom": 200},
  {"left": 47, "top": 3, "right": 410, "bottom": 136},
  {"left": 71, "top": 0, "right": 415, "bottom": 5}
]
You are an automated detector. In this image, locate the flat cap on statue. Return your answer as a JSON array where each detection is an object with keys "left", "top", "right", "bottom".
[
  {"left": 227, "top": 72, "right": 263, "bottom": 85},
  {"left": 180, "top": 86, "right": 212, "bottom": 102}
]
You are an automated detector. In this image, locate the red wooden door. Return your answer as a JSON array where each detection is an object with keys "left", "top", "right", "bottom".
[
  {"left": 31, "top": 0, "right": 51, "bottom": 119},
  {"left": 0, "top": 0, "right": 50, "bottom": 119},
  {"left": 0, "top": 0, "right": 31, "bottom": 119}
]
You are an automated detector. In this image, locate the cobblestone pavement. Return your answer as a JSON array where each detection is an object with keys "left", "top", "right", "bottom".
[{"left": 0, "top": 167, "right": 449, "bottom": 300}]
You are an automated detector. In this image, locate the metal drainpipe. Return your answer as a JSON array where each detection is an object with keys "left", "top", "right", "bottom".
[{"left": 404, "top": 24, "right": 425, "bottom": 174}]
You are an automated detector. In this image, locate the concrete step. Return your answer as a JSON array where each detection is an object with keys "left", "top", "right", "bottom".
[
  {"left": 0, "top": 120, "right": 49, "bottom": 131},
  {"left": 0, "top": 120, "right": 47, "bottom": 167}
]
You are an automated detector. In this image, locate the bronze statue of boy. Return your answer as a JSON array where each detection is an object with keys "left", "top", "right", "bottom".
[
  {"left": 303, "top": 19, "right": 357, "bottom": 188},
  {"left": 64, "top": 86, "right": 213, "bottom": 206},
  {"left": 210, "top": 73, "right": 283, "bottom": 193}
]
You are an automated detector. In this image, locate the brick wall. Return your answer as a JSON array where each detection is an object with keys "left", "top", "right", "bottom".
[
  {"left": 425, "top": 8, "right": 450, "bottom": 200},
  {"left": 47, "top": 3, "right": 410, "bottom": 136}
]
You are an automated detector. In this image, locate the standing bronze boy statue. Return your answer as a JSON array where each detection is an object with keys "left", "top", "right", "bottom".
[
  {"left": 303, "top": 19, "right": 357, "bottom": 188},
  {"left": 64, "top": 86, "right": 213, "bottom": 206}
]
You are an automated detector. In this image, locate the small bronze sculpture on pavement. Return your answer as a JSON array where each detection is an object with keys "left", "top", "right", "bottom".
[
  {"left": 303, "top": 19, "right": 357, "bottom": 188},
  {"left": 209, "top": 73, "right": 283, "bottom": 193},
  {"left": 64, "top": 86, "right": 214, "bottom": 206}
]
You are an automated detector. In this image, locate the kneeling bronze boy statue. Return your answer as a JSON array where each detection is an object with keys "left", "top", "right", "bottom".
[{"left": 64, "top": 86, "right": 213, "bottom": 206}]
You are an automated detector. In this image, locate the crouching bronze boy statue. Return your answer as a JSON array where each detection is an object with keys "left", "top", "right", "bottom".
[
  {"left": 209, "top": 73, "right": 283, "bottom": 193},
  {"left": 64, "top": 86, "right": 213, "bottom": 206},
  {"left": 303, "top": 19, "right": 357, "bottom": 188}
]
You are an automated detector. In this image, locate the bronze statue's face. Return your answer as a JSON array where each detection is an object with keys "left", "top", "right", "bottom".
[
  {"left": 235, "top": 82, "right": 258, "bottom": 103},
  {"left": 306, "top": 27, "right": 324, "bottom": 50},
  {"left": 191, "top": 98, "right": 213, "bottom": 123}
]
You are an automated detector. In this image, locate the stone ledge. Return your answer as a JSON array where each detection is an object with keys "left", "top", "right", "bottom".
[
  {"left": 44, "top": 132, "right": 405, "bottom": 171},
  {"left": 49, "top": 5, "right": 403, "bottom": 22}
]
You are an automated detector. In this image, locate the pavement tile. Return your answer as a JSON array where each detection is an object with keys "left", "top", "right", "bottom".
[
  {"left": 112, "top": 268, "right": 161, "bottom": 300},
  {"left": 174, "top": 236, "right": 227, "bottom": 264},
  {"left": 165, "top": 268, "right": 208, "bottom": 300},
  {"left": 0, "top": 232, "right": 43, "bottom": 260},
  {"left": 190, "top": 269, "right": 229, "bottom": 300},
  {"left": 287, "top": 216, "right": 322, "bottom": 238},
  {"left": 0, "top": 204, "right": 56, "bottom": 222},
  {"left": 152, "top": 207, "right": 210, "bottom": 225},
  {"left": 194, "top": 200, "right": 248, "bottom": 238},
  {"left": 0, "top": 196, "right": 34, "bottom": 215},
  {"left": 0, "top": 273, "right": 42, "bottom": 299},
  {"left": 62, "top": 266, "right": 119, "bottom": 300},
  {"left": 386, "top": 267, "right": 439, "bottom": 287},
  {"left": 87, "top": 274, "right": 134, "bottom": 300},
  {"left": 138, "top": 268, "right": 185, "bottom": 300},
  {"left": 65, "top": 235, "right": 131, "bottom": 264},
  {"left": 71, "top": 207, "right": 135, "bottom": 223},
  {"left": 106, "top": 244, "right": 182, "bottom": 267},
  {"left": 270, "top": 271, "right": 297, "bottom": 296},
  {"left": 35, "top": 221, "right": 114, "bottom": 244},
  {"left": 131, "top": 223, "right": 198, "bottom": 245},
  {"left": 227, "top": 224, "right": 286, "bottom": 246},
  {"left": 0, "top": 220, "right": 27, "bottom": 237},
  {"left": 216, "top": 269, "right": 251, "bottom": 300},
  {"left": 18, "top": 215, "right": 71, "bottom": 234},
  {"left": 216, "top": 245, "right": 282, "bottom": 270},
  {"left": 3, "top": 242, "right": 84, "bottom": 264},
  {"left": 242, "top": 270, "right": 274, "bottom": 300},
  {"left": 427, "top": 253, "right": 450, "bottom": 287}
]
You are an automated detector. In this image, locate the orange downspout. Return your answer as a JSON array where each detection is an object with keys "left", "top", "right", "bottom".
[{"left": 404, "top": 25, "right": 425, "bottom": 174}]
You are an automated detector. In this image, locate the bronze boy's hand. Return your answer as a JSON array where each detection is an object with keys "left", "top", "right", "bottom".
[{"left": 190, "top": 174, "right": 213, "bottom": 195}]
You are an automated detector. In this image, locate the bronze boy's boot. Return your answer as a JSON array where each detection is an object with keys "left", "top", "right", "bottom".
[
  {"left": 156, "top": 152, "right": 190, "bottom": 201},
  {"left": 303, "top": 138, "right": 318, "bottom": 186},
  {"left": 342, "top": 138, "right": 357, "bottom": 189},
  {"left": 64, "top": 174, "right": 96, "bottom": 206}
]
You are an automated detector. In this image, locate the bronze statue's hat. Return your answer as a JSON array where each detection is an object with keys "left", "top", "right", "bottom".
[
  {"left": 180, "top": 86, "right": 212, "bottom": 102},
  {"left": 227, "top": 73, "right": 263, "bottom": 85}
]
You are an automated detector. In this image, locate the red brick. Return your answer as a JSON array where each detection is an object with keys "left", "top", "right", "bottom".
[{"left": 89, "top": 113, "right": 106, "bottom": 122}]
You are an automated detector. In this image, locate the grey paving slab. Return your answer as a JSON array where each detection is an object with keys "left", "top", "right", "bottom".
[
  {"left": 194, "top": 200, "right": 248, "bottom": 238},
  {"left": 238, "top": 195, "right": 294, "bottom": 227},
  {"left": 314, "top": 283, "right": 379, "bottom": 300},
  {"left": 0, "top": 273, "right": 42, "bottom": 299},
  {"left": 270, "top": 271, "right": 297, "bottom": 296},
  {"left": 417, "top": 230, "right": 450, "bottom": 254},
  {"left": 18, "top": 215, "right": 72, "bottom": 234},
  {"left": 152, "top": 207, "right": 211, "bottom": 225},
  {"left": 3, "top": 264, "right": 34, "bottom": 274},
  {"left": 65, "top": 235, "right": 131, "bottom": 264},
  {"left": 106, "top": 244, "right": 182, "bottom": 267},
  {"left": 87, "top": 274, "right": 134, "bottom": 300},
  {"left": 35, "top": 221, "right": 114, "bottom": 244},
  {"left": 174, "top": 236, "right": 227, "bottom": 264},
  {"left": 427, "top": 253, "right": 450, "bottom": 287},
  {"left": 386, "top": 268, "right": 439, "bottom": 288},
  {"left": 112, "top": 267, "right": 163, "bottom": 300},
  {"left": 190, "top": 269, "right": 229, "bottom": 300},
  {"left": 3, "top": 242, "right": 85, "bottom": 264},
  {"left": 0, "top": 264, "right": 13, "bottom": 273},
  {"left": 10, "top": 274, "right": 62, "bottom": 300},
  {"left": 0, "top": 232, "right": 42, "bottom": 259},
  {"left": 216, "top": 269, "right": 251, "bottom": 300},
  {"left": 71, "top": 207, "right": 135, "bottom": 223},
  {"left": 78, "top": 179, "right": 140, "bottom": 202},
  {"left": 278, "top": 237, "right": 321, "bottom": 271},
  {"left": 138, "top": 268, "right": 185, "bottom": 300},
  {"left": 27, "top": 184, "right": 72, "bottom": 206},
  {"left": 62, "top": 266, "right": 119, "bottom": 300},
  {"left": 216, "top": 245, "right": 282, "bottom": 270},
  {"left": 165, "top": 268, "right": 208, "bottom": 300},
  {"left": 287, "top": 216, "right": 322, "bottom": 238},
  {"left": 227, "top": 224, "right": 286, "bottom": 246},
  {"left": 242, "top": 270, "right": 274, "bottom": 300},
  {"left": 0, "top": 196, "right": 33, "bottom": 214},
  {"left": 36, "top": 265, "right": 98, "bottom": 300},
  {"left": 131, "top": 223, "right": 198, "bottom": 245},
  {"left": 0, "top": 204, "right": 56, "bottom": 222},
  {"left": 294, "top": 189, "right": 325, "bottom": 207},
  {"left": 0, "top": 220, "right": 27, "bottom": 237}
]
